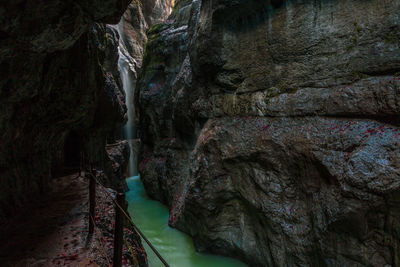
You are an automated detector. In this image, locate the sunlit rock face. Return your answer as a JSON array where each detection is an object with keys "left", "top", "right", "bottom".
[
  {"left": 137, "top": 0, "right": 400, "bottom": 266},
  {"left": 117, "top": 0, "right": 174, "bottom": 76},
  {"left": 0, "top": 0, "right": 129, "bottom": 218},
  {"left": 114, "top": 0, "right": 174, "bottom": 135}
]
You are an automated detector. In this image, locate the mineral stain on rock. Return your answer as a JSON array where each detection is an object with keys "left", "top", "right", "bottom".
[
  {"left": 1, "top": 0, "right": 400, "bottom": 266},
  {"left": 136, "top": 0, "right": 400, "bottom": 266}
]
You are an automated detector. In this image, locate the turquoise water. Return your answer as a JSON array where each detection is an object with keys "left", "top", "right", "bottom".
[{"left": 126, "top": 176, "right": 247, "bottom": 267}]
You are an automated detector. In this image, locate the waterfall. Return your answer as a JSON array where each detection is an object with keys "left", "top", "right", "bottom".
[{"left": 117, "top": 18, "right": 138, "bottom": 177}]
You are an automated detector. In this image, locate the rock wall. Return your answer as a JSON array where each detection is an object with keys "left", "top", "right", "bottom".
[
  {"left": 137, "top": 0, "right": 400, "bottom": 266},
  {"left": 0, "top": 0, "right": 129, "bottom": 217},
  {"left": 117, "top": 0, "right": 174, "bottom": 133},
  {"left": 119, "top": 0, "right": 173, "bottom": 61}
]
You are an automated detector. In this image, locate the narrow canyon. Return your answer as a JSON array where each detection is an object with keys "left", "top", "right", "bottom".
[{"left": 0, "top": 0, "right": 399, "bottom": 266}]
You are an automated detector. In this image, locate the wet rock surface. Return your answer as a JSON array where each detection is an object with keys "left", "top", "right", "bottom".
[
  {"left": 137, "top": 0, "right": 400, "bottom": 266},
  {"left": 104, "top": 140, "right": 130, "bottom": 190},
  {"left": 116, "top": 0, "right": 174, "bottom": 134}
]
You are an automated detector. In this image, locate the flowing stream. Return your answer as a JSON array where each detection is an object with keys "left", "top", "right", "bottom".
[
  {"left": 125, "top": 175, "right": 248, "bottom": 267},
  {"left": 117, "top": 18, "right": 247, "bottom": 267}
]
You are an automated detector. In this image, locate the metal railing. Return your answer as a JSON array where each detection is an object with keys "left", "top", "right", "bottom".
[{"left": 85, "top": 166, "right": 170, "bottom": 267}]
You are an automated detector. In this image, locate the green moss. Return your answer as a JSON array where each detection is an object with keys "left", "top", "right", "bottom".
[
  {"left": 142, "top": 27, "right": 165, "bottom": 68},
  {"left": 346, "top": 34, "right": 359, "bottom": 52},
  {"left": 333, "top": 75, "right": 341, "bottom": 83},
  {"left": 384, "top": 35, "right": 396, "bottom": 44},
  {"left": 346, "top": 44, "right": 355, "bottom": 52},
  {"left": 132, "top": 0, "right": 142, "bottom": 7},
  {"left": 274, "top": 81, "right": 297, "bottom": 95},
  {"left": 140, "top": 32, "right": 167, "bottom": 82},
  {"left": 148, "top": 23, "right": 167, "bottom": 35},
  {"left": 352, "top": 21, "right": 362, "bottom": 34},
  {"left": 351, "top": 71, "right": 370, "bottom": 80},
  {"left": 263, "top": 87, "right": 278, "bottom": 98}
]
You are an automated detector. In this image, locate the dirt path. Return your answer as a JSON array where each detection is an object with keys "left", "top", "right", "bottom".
[{"left": 0, "top": 173, "right": 106, "bottom": 267}]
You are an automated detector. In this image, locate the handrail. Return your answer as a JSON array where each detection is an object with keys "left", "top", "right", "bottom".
[{"left": 88, "top": 172, "right": 170, "bottom": 267}]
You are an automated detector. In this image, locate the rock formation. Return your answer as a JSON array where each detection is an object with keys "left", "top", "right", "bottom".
[
  {"left": 116, "top": 0, "right": 174, "bottom": 128},
  {"left": 0, "top": 0, "right": 129, "bottom": 218},
  {"left": 137, "top": 0, "right": 400, "bottom": 266},
  {"left": 1, "top": 0, "right": 399, "bottom": 265},
  {"left": 0, "top": 0, "right": 155, "bottom": 264}
]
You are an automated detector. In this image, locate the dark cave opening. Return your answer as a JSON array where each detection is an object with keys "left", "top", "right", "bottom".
[
  {"left": 52, "top": 131, "right": 83, "bottom": 178},
  {"left": 63, "top": 131, "right": 82, "bottom": 169}
]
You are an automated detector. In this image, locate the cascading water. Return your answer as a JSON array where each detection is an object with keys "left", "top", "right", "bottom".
[
  {"left": 116, "top": 17, "right": 247, "bottom": 267},
  {"left": 117, "top": 18, "right": 138, "bottom": 177}
]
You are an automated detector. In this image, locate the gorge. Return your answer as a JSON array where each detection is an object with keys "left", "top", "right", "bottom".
[{"left": 1, "top": 0, "right": 400, "bottom": 266}]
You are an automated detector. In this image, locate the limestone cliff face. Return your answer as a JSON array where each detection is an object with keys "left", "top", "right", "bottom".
[
  {"left": 115, "top": 0, "right": 173, "bottom": 137},
  {"left": 0, "top": 0, "right": 130, "bottom": 217},
  {"left": 137, "top": 0, "right": 400, "bottom": 266}
]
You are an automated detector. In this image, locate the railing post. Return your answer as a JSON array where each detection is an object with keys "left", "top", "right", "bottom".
[
  {"left": 89, "top": 167, "right": 96, "bottom": 234},
  {"left": 79, "top": 151, "right": 84, "bottom": 177},
  {"left": 113, "top": 192, "right": 125, "bottom": 267}
]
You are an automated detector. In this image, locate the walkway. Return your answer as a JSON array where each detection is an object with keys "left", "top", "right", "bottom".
[{"left": 0, "top": 174, "right": 105, "bottom": 266}]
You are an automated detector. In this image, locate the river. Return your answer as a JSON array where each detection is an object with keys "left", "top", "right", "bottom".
[{"left": 126, "top": 175, "right": 248, "bottom": 267}]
